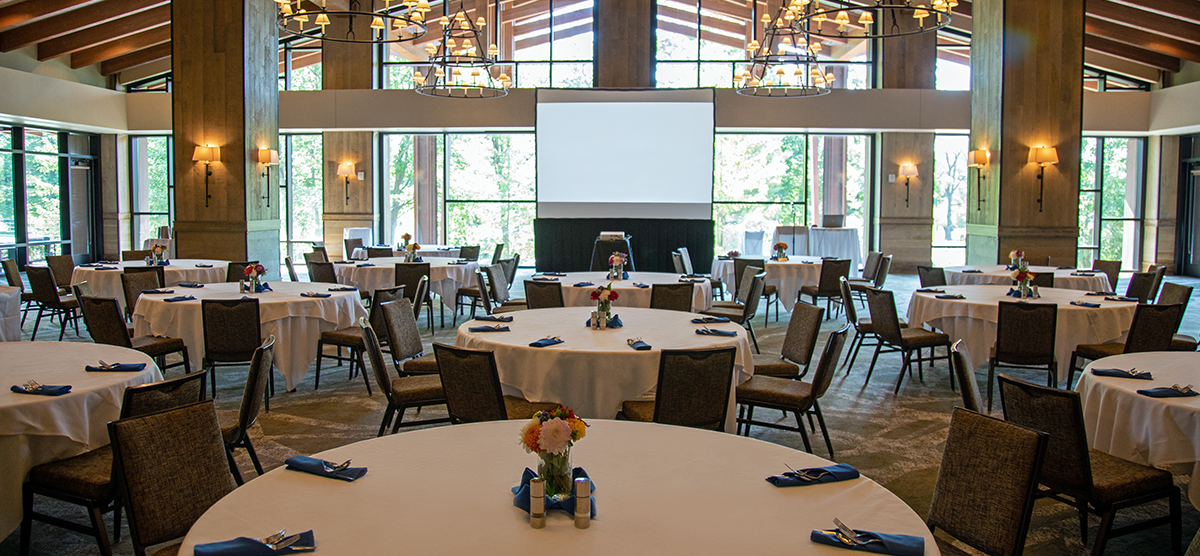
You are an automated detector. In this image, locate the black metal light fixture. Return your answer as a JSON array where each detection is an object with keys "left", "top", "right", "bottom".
[
  {"left": 794, "top": 0, "right": 953, "bottom": 40},
  {"left": 968, "top": 148, "right": 988, "bottom": 211},
  {"left": 276, "top": 0, "right": 428, "bottom": 45},
  {"left": 736, "top": 5, "right": 833, "bottom": 98},
  {"left": 899, "top": 163, "right": 917, "bottom": 208},
  {"left": 1031, "top": 146, "right": 1058, "bottom": 213},
  {"left": 414, "top": 3, "right": 509, "bottom": 99},
  {"left": 337, "top": 162, "right": 355, "bottom": 205},
  {"left": 258, "top": 148, "right": 279, "bottom": 208},
  {"left": 192, "top": 145, "right": 218, "bottom": 208}
]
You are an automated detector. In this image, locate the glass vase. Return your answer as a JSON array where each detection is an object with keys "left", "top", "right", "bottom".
[
  {"left": 538, "top": 448, "right": 573, "bottom": 501},
  {"left": 1020, "top": 281, "right": 1031, "bottom": 299}
]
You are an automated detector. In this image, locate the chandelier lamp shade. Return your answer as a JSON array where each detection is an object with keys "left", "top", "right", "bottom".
[
  {"left": 735, "top": 5, "right": 833, "bottom": 98},
  {"left": 275, "top": 0, "right": 429, "bottom": 45},
  {"left": 793, "top": 0, "right": 953, "bottom": 41},
  {"left": 414, "top": 5, "right": 510, "bottom": 99}
]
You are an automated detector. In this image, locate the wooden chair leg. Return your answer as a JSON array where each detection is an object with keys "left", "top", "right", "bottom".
[
  {"left": 86, "top": 502, "right": 113, "bottom": 556},
  {"left": 1090, "top": 507, "right": 1117, "bottom": 556}
]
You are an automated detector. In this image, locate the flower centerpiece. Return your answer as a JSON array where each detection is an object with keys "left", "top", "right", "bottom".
[
  {"left": 1008, "top": 249, "right": 1025, "bottom": 269},
  {"left": 150, "top": 244, "right": 169, "bottom": 265},
  {"left": 608, "top": 251, "right": 627, "bottom": 280},
  {"left": 405, "top": 242, "right": 421, "bottom": 262},
  {"left": 773, "top": 242, "right": 788, "bottom": 261},
  {"left": 590, "top": 283, "right": 618, "bottom": 321},
  {"left": 726, "top": 250, "right": 740, "bottom": 258},
  {"left": 1011, "top": 263, "right": 1037, "bottom": 299},
  {"left": 243, "top": 263, "right": 268, "bottom": 293},
  {"left": 520, "top": 406, "right": 588, "bottom": 500}
]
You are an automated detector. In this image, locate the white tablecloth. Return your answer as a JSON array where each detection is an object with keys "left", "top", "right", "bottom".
[
  {"left": 0, "top": 342, "right": 161, "bottom": 536},
  {"left": 456, "top": 307, "right": 753, "bottom": 431},
  {"left": 906, "top": 285, "right": 1137, "bottom": 381},
  {"left": 538, "top": 272, "right": 712, "bottom": 312},
  {"left": 809, "top": 227, "right": 862, "bottom": 275},
  {"left": 71, "top": 259, "right": 229, "bottom": 313},
  {"left": 1077, "top": 352, "right": 1200, "bottom": 508},
  {"left": 945, "top": 265, "right": 1111, "bottom": 292},
  {"left": 131, "top": 282, "right": 367, "bottom": 390},
  {"left": 180, "top": 420, "right": 938, "bottom": 556},
  {"left": 711, "top": 256, "right": 825, "bottom": 312},
  {"left": 0, "top": 286, "right": 19, "bottom": 341},
  {"left": 352, "top": 246, "right": 465, "bottom": 260},
  {"left": 332, "top": 257, "right": 479, "bottom": 313},
  {"left": 141, "top": 238, "right": 174, "bottom": 253},
  {"left": 772, "top": 226, "right": 810, "bottom": 256}
]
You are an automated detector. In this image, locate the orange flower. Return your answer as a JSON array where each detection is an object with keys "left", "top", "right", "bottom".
[{"left": 519, "top": 418, "right": 541, "bottom": 453}]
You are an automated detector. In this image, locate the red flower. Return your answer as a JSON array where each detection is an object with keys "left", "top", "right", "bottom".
[
  {"left": 609, "top": 291, "right": 618, "bottom": 301},
  {"left": 590, "top": 290, "right": 599, "bottom": 301}
]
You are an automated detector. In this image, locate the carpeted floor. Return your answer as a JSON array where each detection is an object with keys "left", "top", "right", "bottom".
[{"left": 4, "top": 272, "right": 1199, "bottom": 555}]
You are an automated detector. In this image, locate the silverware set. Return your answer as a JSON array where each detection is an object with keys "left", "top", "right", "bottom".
[
  {"left": 259, "top": 528, "right": 308, "bottom": 550},
  {"left": 782, "top": 462, "right": 829, "bottom": 482},
  {"left": 830, "top": 517, "right": 880, "bottom": 547},
  {"left": 322, "top": 459, "right": 351, "bottom": 472},
  {"left": 21, "top": 380, "right": 41, "bottom": 391},
  {"left": 1172, "top": 384, "right": 1194, "bottom": 394},
  {"left": 626, "top": 337, "right": 642, "bottom": 345}
]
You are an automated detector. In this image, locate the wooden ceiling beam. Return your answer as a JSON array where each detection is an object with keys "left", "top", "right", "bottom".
[
  {"left": 0, "top": 0, "right": 103, "bottom": 30},
  {"left": 1107, "top": 0, "right": 1200, "bottom": 25},
  {"left": 1086, "top": 16, "right": 1200, "bottom": 64},
  {"left": 1085, "top": 33, "right": 1180, "bottom": 72},
  {"left": 98, "top": 39, "right": 167, "bottom": 75},
  {"left": 70, "top": 23, "right": 167, "bottom": 68},
  {"left": 1089, "top": 0, "right": 1200, "bottom": 45},
  {"left": 38, "top": 4, "right": 168, "bottom": 60},
  {"left": 0, "top": 0, "right": 164, "bottom": 52}
]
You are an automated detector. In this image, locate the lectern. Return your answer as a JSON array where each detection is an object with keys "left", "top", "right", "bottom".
[{"left": 590, "top": 234, "right": 635, "bottom": 271}]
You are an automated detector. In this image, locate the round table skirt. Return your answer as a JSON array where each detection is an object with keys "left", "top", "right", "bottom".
[
  {"left": 944, "top": 265, "right": 1111, "bottom": 292},
  {"left": 712, "top": 257, "right": 826, "bottom": 311},
  {"left": 332, "top": 257, "right": 478, "bottom": 312},
  {"left": 0, "top": 286, "right": 20, "bottom": 341},
  {"left": 71, "top": 259, "right": 229, "bottom": 313}
]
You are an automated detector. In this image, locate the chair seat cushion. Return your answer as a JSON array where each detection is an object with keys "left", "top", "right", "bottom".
[
  {"left": 456, "top": 287, "right": 480, "bottom": 298},
  {"left": 151, "top": 544, "right": 181, "bottom": 556},
  {"left": 131, "top": 335, "right": 186, "bottom": 357},
  {"left": 21, "top": 292, "right": 34, "bottom": 302},
  {"left": 28, "top": 447, "right": 113, "bottom": 501},
  {"left": 389, "top": 374, "right": 445, "bottom": 404},
  {"left": 735, "top": 375, "right": 814, "bottom": 408},
  {"left": 799, "top": 285, "right": 836, "bottom": 298},
  {"left": 493, "top": 305, "right": 524, "bottom": 314},
  {"left": 505, "top": 396, "right": 560, "bottom": 420},
  {"left": 711, "top": 300, "right": 743, "bottom": 309},
  {"left": 320, "top": 328, "right": 364, "bottom": 347},
  {"left": 751, "top": 355, "right": 801, "bottom": 377},
  {"left": 1074, "top": 342, "right": 1124, "bottom": 361},
  {"left": 401, "top": 353, "right": 439, "bottom": 375},
  {"left": 700, "top": 308, "right": 742, "bottom": 321},
  {"left": 500, "top": 299, "right": 526, "bottom": 307},
  {"left": 899, "top": 328, "right": 950, "bottom": 349},
  {"left": 219, "top": 423, "right": 242, "bottom": 445},
  {"left": 619, "top": 399, "right": 654, "bottom": 422},
  {"left": 1088, "top": 449, "right": 1173, "bottom": 504},
  {"left": 1170, "top": 334, "right": 1198, "bottom": 352},
  {"left": 763, "top": 285, "right": 777, "bottom": 296}
]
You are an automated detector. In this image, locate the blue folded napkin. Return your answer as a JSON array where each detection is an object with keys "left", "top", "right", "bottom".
[
  {"left": 696, "top": 328, "right": 737, "bottom": 336},
  {"left": 540, "top": 272, "right": 567, "bottom": 276},
  {"left": 163, "top": 295, "right": 196, "bottom": 302},
  {"left": 97, "top": 260, "right": 116, "bottom": 264},
  {"left": 1105, "top": 296, "right": 1139, "bottom": 302},
  {"left": 328, "top": 286, "right": 357, "bottom": 292},
  {"left": 469, "top": 325, "right": 510, "bottom": 333},
  {"left": 142, "top": 289, "right": 173, "bottom": 295},
  {"left": 10, "top": 384, "right": 71, "bottom": 396},
  {"left": 300, "top": 292, "right": 331, "bottom": 298},
  {"left": 584, "top": 315, "right": 623, "bottom": 328},
  {"left": 85, "top": 362, "right": 147, "bottom": 373},
  {"left": 916, "top": 288, "right": 945, "bottom": 293},
  {"left": 1137, "top": 387, "right": 1200, "bottom": 398},
  {"left": 79, "top": 263, "right": 99, "bottom": 267},
  {"left": 193, "top": 530, "right": 316, "bottom": 556},
  {"left": 810, "top": 528, "right": 925, "bottom": 556},
  {"left": 154, "top": 261, "right": 170, "bottom": 266},
  {"left": 766, "top": 463, "right": 860, "bottom": 487},
  {"left": 529, "top": 337, "right": 564, "bottom": 348},
  {"left": 334, "top": 261, "right": 354, "bottom": 265},
  {"left": 1005, "top": 288, "right": 1039, "bottom": 299},
  {"left": 631, "top": 282, "right": 650, "bottom": 288},
  {"left": 355, "top": 263, "right": 375, "bottom": 267},
  {"left": 961, "top": 269, "right": 983, "bottom": 273},
  {"left": 1091, "top": 368, "right": 1153, "bottom": 380},
  {"left": 194, "top": 264, "right": 214, "bottom": 268},
  {"left": 414, "top": 257, "right": 424, "bottom": 262},
  {"left": 572, "top": 282, "right": 594, "bottom": 287},
  {"left": 1070, "top": 301, "right": 1101, "bottom": 308},
  {"left": 717, "top": 256, "right": 732, "bottom": 260},
  {"left": 96, "top": 266, "right": 120, "bottom": 270},
  {"left": 692, "top": 316, "right": 731, "bottom": 323},
  {"left": 474, "top": 315, "right": 513, "bottom": 322},
  {"left": 628, "top": 339, "right": 651, "bottom": 350},
  {"left": 800, "top": 261, "right": 815, "bottom": 264},
  {"left": 1085, "top": 291, "right": 1116, "bottom": 296},
  {"left": 447, "top": 260, "right": 467, "bottom": 265},
  {"left": 284, "top": 455, "right": 367, "bottom": 481},
  {"left": 622, "top": 271, "right": 629, "bottom": 280},
  {"left": 532, "top": 277, "right": 558, "bottom": 282},
  {"left": 1004, "top": 265, "right": 1019, "bottom": 271},
  {"left": 936, "top": 294, "right": 965, "bottom": 300},
  {"left": 1071, "top": 272, "right": 1096, "bottom": 277},
  {"left": 512, "top": 467, "right": 596, "bottom": 518},
  {"left": 1058, "top": 266, "right": 1077, "bottom": 270},
  {"left": 821, "top": 257, "right": 837, "bottom": 260},
  {"left": 679, "top": 278, "right": 705, "bottom": 283},
  {"left": 178, "top": 282, "right": 204, "bottom": 288},
  {"left": 439, "top": 247, "right": 453, "bottom": 250}
]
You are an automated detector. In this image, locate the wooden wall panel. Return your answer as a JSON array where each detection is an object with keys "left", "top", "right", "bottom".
[
  {"left": 322, "top": 15, "right": 373, "bottom": 90},
  {"left": 322, "top": 131, "right": 375, "bottom": 259},
  {"left": 879, "top": 132, "right": 935, "bottom": 272},
  {"left": 594, "top": 0, "right": 653, "bottom": 88}
]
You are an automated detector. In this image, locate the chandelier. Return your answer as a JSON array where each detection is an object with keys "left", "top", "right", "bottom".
[
  {"left": 276, "top": 0, "right": 429, "bottom": 44},
  {"left": 792, "top": 0, "right": 954, "bottom": 40},
  {"left": 736, "top": 6, "right": 834, "bottom": 98},
  {"left": 414, "top": 7, "right": 510, "bottom": 99}
]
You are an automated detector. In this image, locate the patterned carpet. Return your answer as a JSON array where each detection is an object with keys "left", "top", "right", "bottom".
[{"left": 4, "top": 273, "right": 1199, "bottom": 555}]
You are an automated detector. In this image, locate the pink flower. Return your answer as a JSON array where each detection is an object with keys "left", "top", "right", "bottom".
[{"left": 537, "top": 418, "right": 573, "bottom": 455}]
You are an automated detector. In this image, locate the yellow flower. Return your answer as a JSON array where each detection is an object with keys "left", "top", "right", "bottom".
[{"left": 568, "top": 418, "right": 587, "bottom": 441}]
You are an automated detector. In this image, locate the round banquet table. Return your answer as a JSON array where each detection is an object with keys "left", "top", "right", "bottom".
[
  {"left": 71, "top": 259, "right": 229, "bottom": 313},
  {"left": 456, "top": 307, "right": 754, "bottom": 432},
  {"left": 0, "top": 285, "right": 20, "bottom": 341},
  {"left": 536, "top": 272, "right": 712, "bottom": 312},
  {"left": 906, "top": 285, "right": 1137, "bottom": 382},
  {"left": 332, "top": 257, "right": 478, "bottom": 313},
  {"left": 131, "top": 282, "right": 367, "bottom": 391},
  {"left": 0, "top": 342, "right": 161, "bottom": 537},
  {"left": 712, "top": 256, "right": 826, "bottom": 312},
  {"left": 1076, "top": 352, "right": 1200, "bottom": 508},
  {"left": 179, "top": 420, "right": 938, "bottom": 556},
  {"left": 809, "top": 227, "right": 863, "bottom": 275},
  {"left": 944, "top": 265, "right": 1111, "bottom": 292}
]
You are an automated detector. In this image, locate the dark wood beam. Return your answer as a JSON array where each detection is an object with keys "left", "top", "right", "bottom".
[
  {"left": 38, "top": 4, "right": 168, "bottom": 60},
  {"left": 0, "top": 0, "right": 164, "bottom": 52},
  {"left": 1108, "top": 0, "right": 1200, "bottom": 25},
  {"left": 99, "top": 39, "right": 166, "bottom": 74},
  {"left": 70, "top": 23, "right": 167, "bottom": 68},
  {"left": 1086, "top": 16, "right": 1200, "bottom": 64},
  {"left": 0, "top": 0, "right": 102, "bottom": 30},
  {"left": 1089, "top": 0, "right": 1200, "bottom": 45},
  {"left": 1085, "top": 33, "right": 1180, "bottom": 72}
]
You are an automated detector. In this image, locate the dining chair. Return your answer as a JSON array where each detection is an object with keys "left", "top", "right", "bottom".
[
  {"left": 284, "top": 256, "right": 299, "bottom": 282},
  {"left": 453, "top": 271, "right": 486, "bottom": 325},
  {"left": 344, "top": 237, "right": 364, "bottom": 259},
  {"left": 395, "top": 262, "right": 434, "bottom": 329},
  {"left": 650, "top": 282, "right": 693, "bottom": 312},
  {"left": 78, "top": 296, "right": 191, "bottom": 375},
  {"left": 949, "top": 341, "right": 983, "bottom": 413},
  {"left": 678, "top": 246, "right": 723, "bottom": 299},
  {"left": 366, "top": 247, "right": 393, "bottom": 258},
  {"left": 998, "top": 374, "right": 1181, "bottom": 556},
  {"left": 2, "top": 258, "right": 35, "bottom": 325},
  {"left": 475, "top": 269, "right": 522, "bottom": 316},
  {"left": 125, "top": 265, "right": 165, "bottom": 286},
  {"left": 799, "top": 258, "right": 851, "bottom": 319},
  {"left": 366, "top": 319, "right": 449, "bottom": 435},
  {"left": 987, "top": 302, "right": 1058, "bottom": 411},
  {"left": 1029, "top": 272, "right": 1054, "bottom": 288},
  {"left": 485, "top": 264, "right": 525, "bottom": 309},
  {"left": 839, "top": 277, "right": 886, "bottom": 374},
  {"left": 225, "top": 261, "right": 258, "bottom": 282},
  {"left": 849, "top": 255, "right": 891, "bottom": 306},
  {"left": 432, "top": 342, "right": 557, "bottom": 424},
  {"left": 862, "top": 287, "right": 951, "bottom": 394},
  {"left": 733, "top": 257, "right": 779, "bottom": 322},
  {"left": 846, "top": 251, "right": 882, "bottom": 290},
  {"left": 917, "top": 265, "right": 947, "bottom": 288},
  {"left": 1157, "top": 282, "right": 1198, "bottom": 351},
  {"left": 311, "top": 245, "right": 329, "bottom": 262},
  {"left": 736, "top": 325, "right": 849, "bottom": 457},
  {"left": 523, "top": 280, "right": 565, "bottom": 309},
  {"left": 313, "top": 285, "right": 405, "bottom": 393},
  {"left": 303, "top": 251, "right": 327, "bottom": 264},
  {"left": 753, "top": 302, "right": 823, "bottom": 379},
  {"left": 26, "top": 265, "right": 80, "bottom": 340},
  {"left": 671, "top": 251, "right": 686, "bottom": 274},
  {"left": 381, "top": 299, "right": 439, "bottom": 376},
  {"left": 120, "top": 249, "right": 152, "bottom": 262},
  {"left": 222, "top": 336, "right": 275, "bottom": 485},
  {"left": 20, "top": 372, "right": 208, "bottom": 556},
  {"left": 490, "top": 243, "right": 505, "bottom": 265},
  {"left": 710, "top": 265, "right": 759, "bottom": 310},
  {"left": 701, "top": 273, "right": 765, "bottom": 353},
  {"left": 46, "top": 254, "right": 76, "bottom": 295},
  {"left": 201, "top": 298, "right": 263, "bottom": 400},
  {"left": 1147, "top": 265, "right": 1167, "bottom": 303},
  {"left": 107, "top": 401, "right": 238, "bottom": 556},
  {"left": 926, "top": 408, "right": 1048, "bottom": 556},
  {"left": 1091, "top": 259, "right": 1121, "bottom": 293},
  {"left": 1067, "top": 303, "right": 1183, "bottom": 387},
  {"left": 617, "top": 346, "right": 738, "bottom": 432},
  {"left": 306, "top": 261, "right": 338, "bottom": 283},
  {"left": 411, "top": 276, "right": 429, "bottom": 323},
  {"left": 458, "top": 245, "right": 481, "bottom": 260},
  {"left": 501, "top": 253, "right": 521, "bottom": 285},
  {"left": 120, "top": 269, "right": 162, "bottom": 320}
]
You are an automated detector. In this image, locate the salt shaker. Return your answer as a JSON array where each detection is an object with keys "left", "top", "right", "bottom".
[
  {"left": 598, "top": 312, "right": 607, "bottom": 330},
  {"left": 1032, "top": 285, "right": 1040, "bottom": 298},
  {"left": 574, "top": 477, "right": 590, "bottom": 529},
  {"left": 529, "top": 478, "right": 546, "bottom": 529}
]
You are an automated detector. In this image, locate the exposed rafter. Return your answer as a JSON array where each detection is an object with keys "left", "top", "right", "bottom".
[
  {"left": 38, "top": 4, "right": 169, "bottom": 60},
  {"left": 0, "top": 0, "right": 164, "bottom": 52},
  {"left": 99, "top": 39, "right": 167, "bottom": 75},
  {"left": 1086, "top": 16, "right": 1200, "bottom": 64},
  {"left": 1089, "top": 0, "right": 1200, "bottom": 46},
  {"left": 1085, "top": 33, "right": 1180, "bottom": 73},
  {"left": 0, "top": 0, "right": 102, "bottom": 31},
  {"left": 69, "top": 23, "right": 167, "bottom": 68},
  {"left": 1108, "top": 0, "right": 1200, "bottom": 25}
]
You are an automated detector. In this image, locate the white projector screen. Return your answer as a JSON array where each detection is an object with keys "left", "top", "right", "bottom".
[{"left": 536, "top": 89, "right": 715, "bottom": 219}]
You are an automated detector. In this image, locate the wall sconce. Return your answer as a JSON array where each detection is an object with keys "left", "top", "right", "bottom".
[
  {"left": 192, "top": 145, "right": 220, "bottom": 208},
  {"left": 337, "top": 162, "right": 355, "bottom": 205},
  {"left": 258, "top": 148, "right": 279, "bottom": 208},
  {"left": 1030, "top": 146, "right": 1058, "bottom": 213},
  {"left": 898, "top": 163, "right": 917, "bottom": 208},
  {"left": 967, "top": 149, "right": 989, "bottom": 211}
]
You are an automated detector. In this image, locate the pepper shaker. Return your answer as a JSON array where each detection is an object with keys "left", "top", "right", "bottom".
[
  {"left": 590, "top": 310, "right": 598, "bottom": 330},
  {"left": 529, "top": 478, "right": 546, "bottom": 529},
  {"left": 574, "top": 477, "right": 590, "bottom": 529}
]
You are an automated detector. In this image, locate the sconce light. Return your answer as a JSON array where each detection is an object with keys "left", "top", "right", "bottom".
[
  {"left": 258, "top": 148, "right": 279, "bottom": 208},
  {"left": 898, "top": 163, "right": 918, "bottom": 208},
  {"left": 337, "top": 162, "right": 355, "bottom": 205},
  {"left": 192, "top": 145, "right": 220, "bottom": 208},
  {"left": 1030, "top": 146, "right": 1058, "bottom": 213},
  {"left": 967, "top": 149, "right": 989, "bottom": 211}
]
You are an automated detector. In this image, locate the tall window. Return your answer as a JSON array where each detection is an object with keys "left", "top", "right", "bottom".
[
  {"left": 279, "top": 36, "right": 322, "bottom": 91},
  {"left": 1078, "top": 137, "right": 1145, "bottom": 270},
  {"left": 445, "top": 133, "right": 536, "bottom": 260},
  {"left": 130, "top": 136, "right": 173, "bottom": 247},
  {"left": 381, "top": 134, "right": 444, "bottom": 244},
  {"left": 935, "top": 30, "right": 970, "bottom": 91},
  {"left": 932, "top": 135, "right": 969, "bottom": 265},
  {"left": 382, "top": 1, "right": 594, "bottom": 90},
  {"left": 279, "top": 134, "right": 324, "bottom": 264}
]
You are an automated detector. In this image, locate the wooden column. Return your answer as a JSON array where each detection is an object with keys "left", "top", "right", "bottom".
[
  {"left": 594, "top": 0, "right": 654, "bottom": 88},
  {"left": 172, "top": 0, "right": 280, "bottom": 278},
  {"left": 967, "top": 0, "right": 1084, "bottom": 265},
  {"left": 414, "top": 136, "right": 439, "bottom": 244},
  {"left": 321, "top": 16, "right": 375, "bottom": 259}
]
